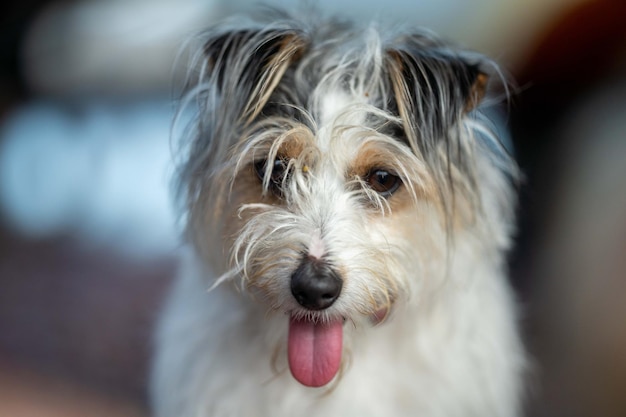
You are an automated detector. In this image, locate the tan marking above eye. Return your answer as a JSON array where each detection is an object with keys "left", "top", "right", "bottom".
[
  {"left": 349, "top": 144, "right": 399, "bottom": 179},
  {"left": 277, "top": 135, "right": 307, "bottom": 160}
]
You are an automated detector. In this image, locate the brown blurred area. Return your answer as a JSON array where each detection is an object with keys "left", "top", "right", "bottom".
[
  {"left": 1, "top": 1, "right": 625, "bottom": 417},
  {"left": 511, "top": 1, "right": 626, "bottom": 416},
  {"left": 0, "top": 228, "right": 175, "bottom": 416}
]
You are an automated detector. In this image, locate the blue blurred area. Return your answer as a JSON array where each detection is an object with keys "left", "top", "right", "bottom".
[{"left": 0, "top": 100, "right": 183, "bottom": 258}]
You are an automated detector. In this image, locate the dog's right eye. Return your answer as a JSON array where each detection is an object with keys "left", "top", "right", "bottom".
[{"left": 254, "top": 158, "right": 287, "bottom": 191}]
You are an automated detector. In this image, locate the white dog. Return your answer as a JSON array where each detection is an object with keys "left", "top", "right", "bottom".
[{"left": 151, "top": 9, "right": 526, "bottom": 417}]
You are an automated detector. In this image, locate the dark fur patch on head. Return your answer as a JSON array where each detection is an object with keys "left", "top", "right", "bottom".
[
  {"left": 385, "top": 42, "right": 490, "bottom": 152},
  {"left": 203, "top": 29, "right": 308, "bottom": 124}
]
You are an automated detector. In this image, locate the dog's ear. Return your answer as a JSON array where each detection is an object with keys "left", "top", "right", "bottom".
[
  {"left": 385, "top": 40, "right": 489, "bottom": 148},
  {"left": 203, "top": 28, "right": 307, "bottom": 124}
]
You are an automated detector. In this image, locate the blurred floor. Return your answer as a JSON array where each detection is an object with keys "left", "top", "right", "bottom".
[{"left": 0, "top": 358, "right": 146, "bottom": 417}]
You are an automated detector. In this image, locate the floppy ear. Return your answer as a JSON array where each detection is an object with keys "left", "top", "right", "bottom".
[
  {"left": 385, "top": 39, "right": 489, "bottom": 151},
  {"left": 203, "top": 28, "right": 307, "bottom": 124}
]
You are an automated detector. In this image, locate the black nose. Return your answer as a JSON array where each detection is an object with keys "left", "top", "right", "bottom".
[{"left": 291, "top": 256, "right": 343, "bottom": 310}]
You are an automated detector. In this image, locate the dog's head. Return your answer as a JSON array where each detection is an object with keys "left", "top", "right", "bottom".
[{"left": 175, "top": 11, "right": 517, "bottom": 387}]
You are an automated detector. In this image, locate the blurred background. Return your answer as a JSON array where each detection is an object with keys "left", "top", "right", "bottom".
[{"left": 0, "top": 0, "right": 624, "bottom": 416}]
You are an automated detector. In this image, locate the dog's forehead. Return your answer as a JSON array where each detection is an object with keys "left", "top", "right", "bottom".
[
  {"left": 317, "top": 90, "right": 355, "bottom": 127},
  {"left": 314, "top": 89, "right": 369, "bottom": 154}
]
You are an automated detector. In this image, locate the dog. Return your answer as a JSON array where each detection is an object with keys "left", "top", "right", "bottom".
[{"left": 151, "top": 8, "right": 526, "bottom": 417}]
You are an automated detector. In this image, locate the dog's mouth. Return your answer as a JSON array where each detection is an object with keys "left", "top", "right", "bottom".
[
  {"left": 287, "top": 307, "right": 389, "bottom": 387},
  {"left": 287, "top": 315, "right": 343, "bottom": 388}
]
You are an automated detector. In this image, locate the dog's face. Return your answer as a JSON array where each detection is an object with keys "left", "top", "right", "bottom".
[{"left": 177, "top": 16, "right": 513, "bottom": 388}]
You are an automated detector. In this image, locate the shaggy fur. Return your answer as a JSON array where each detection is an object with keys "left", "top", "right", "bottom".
[{"left": 151, "top": 8, "right": 526, "bottom": 417}]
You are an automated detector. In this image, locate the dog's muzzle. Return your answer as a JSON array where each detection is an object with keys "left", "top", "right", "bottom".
[{"left": 290, "top": 255, "right": 342, "bottom": 310}]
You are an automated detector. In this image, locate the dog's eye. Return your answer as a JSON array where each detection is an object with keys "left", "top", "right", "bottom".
[
  {"left": 254, "top": 158, "right": 287, "bottom": 190},
  {"left": 365, "top": 169, "right": 401, "bottom": 197}
]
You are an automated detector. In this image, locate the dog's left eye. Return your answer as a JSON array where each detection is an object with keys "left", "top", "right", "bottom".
[
  {"left": 365, "top": 169, "right": 401, "bottom": 197},
  {"left": 254, "top": 158, "right": 287, "bottom": 190}
]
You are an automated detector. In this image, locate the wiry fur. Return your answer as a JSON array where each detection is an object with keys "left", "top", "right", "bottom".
[{"left": 152, "top": 9, "right": 526, "bottom": 417}]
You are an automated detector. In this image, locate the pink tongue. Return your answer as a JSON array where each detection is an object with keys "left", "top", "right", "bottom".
[{"left": 288, "top": 316, "right": 343, "bottom": 387}]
